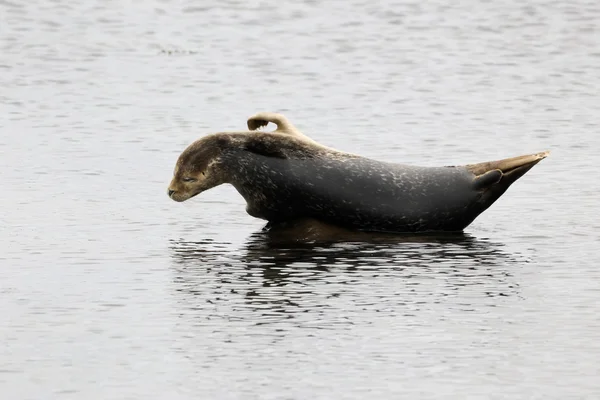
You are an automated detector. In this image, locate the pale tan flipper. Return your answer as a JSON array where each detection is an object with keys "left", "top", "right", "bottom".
[
  {"left": 246, "top": 112, "right": 359, "bottom": 157},
  {"left": 466, "top": 151, "right": 550, "bottom": 190},
  {"left": 246, "top": 112, "right": 323, "bottom": 145},
  {"left": 247, "top": 112, "right": 298, "bottom": 134}
]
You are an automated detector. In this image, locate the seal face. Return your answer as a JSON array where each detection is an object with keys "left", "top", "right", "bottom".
[
  {"left": 168, "top": 113, "right": 548, "bottom": 233},
  {"left": 168, "top": 135, "right": 232, "bottom": 202}
]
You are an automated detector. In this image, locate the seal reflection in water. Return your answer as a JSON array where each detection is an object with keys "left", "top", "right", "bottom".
[{"left": 167, "top": 112, "right": 549, "bottom": 233}]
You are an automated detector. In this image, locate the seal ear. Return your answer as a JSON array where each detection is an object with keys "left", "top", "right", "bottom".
[{"left": 244, "top": 137, "right": 287, "bottom": 159}]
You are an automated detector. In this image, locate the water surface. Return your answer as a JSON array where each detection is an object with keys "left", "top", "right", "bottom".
[{"left": 2, "top": 0, "right": 600, "bottom": 398}]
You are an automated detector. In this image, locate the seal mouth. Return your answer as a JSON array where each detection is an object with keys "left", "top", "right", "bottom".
[{"left": 170, "top": 190, "right": 203, "bottom": 202}]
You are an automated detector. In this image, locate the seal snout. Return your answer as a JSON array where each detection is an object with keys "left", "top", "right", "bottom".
[
  {"left": 167, "top": 185, "right": 184, "bottom": 202},
  {"left": 167, "top": 188, "right": 185, "bottom": 202}
]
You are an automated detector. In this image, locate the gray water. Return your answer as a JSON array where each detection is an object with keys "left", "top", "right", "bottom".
[{"left": 2, "top": 0, "right": 600, "bottom": 398}]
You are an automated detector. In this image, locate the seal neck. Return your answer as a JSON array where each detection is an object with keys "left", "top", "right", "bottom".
[{"left": 218, "top": 147, "right": 270, "bottom": 205}]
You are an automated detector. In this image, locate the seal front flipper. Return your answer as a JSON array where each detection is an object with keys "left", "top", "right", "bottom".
[
  {"left": 247, "top": 112, "right": 324, "bottom": 146},
  {"left": 246, "top": 112, "right": 359, "bottom": 156},
  {"left": 247, "top": 112, "right": 302, "bottom": 136}
]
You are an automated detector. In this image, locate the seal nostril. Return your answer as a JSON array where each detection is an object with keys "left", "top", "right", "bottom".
[{"left": 168, "top": 189, "right": 175, "bottom": 197}]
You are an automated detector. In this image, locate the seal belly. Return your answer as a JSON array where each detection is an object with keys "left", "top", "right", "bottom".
[
  {"left": 285, "top": 158, "right": 479, "bottom": 232},
  {"left": 228, "top": 152, "right": 482, "bottom": 233}
]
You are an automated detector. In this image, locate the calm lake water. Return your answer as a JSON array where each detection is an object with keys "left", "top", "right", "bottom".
[{"left": 2, "top": 0, "right": 600, "bottom": 398}]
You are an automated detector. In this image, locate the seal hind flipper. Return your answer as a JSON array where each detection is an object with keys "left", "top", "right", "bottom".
[
  {"left": 466, "top": 151, "right": 549, "bottom": 176},
  {"left": 467, "top": 151, "right": 549, "bottom": 189},
  {"left": 473, "top": 169, "right": 503, "bottom": 190},
  {"left": 465, "top": 151, "right": 549, "bottom": 215}
]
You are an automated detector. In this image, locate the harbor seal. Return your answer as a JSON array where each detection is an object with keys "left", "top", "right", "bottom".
[{"left": 167, "top": 113, "right": 549, "bottom": 233}]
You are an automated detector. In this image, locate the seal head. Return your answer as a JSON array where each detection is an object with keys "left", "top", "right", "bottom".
[
  {"left": 168, "top": 134, "right": 232, "bottom": 202},
  {"left": 167, "top": 127, "right": 334, "bottom": 203}
]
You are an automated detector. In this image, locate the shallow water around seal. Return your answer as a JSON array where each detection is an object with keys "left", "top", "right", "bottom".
[{"left": 2, "top": 0, "right": 600, "bottom": 398}]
